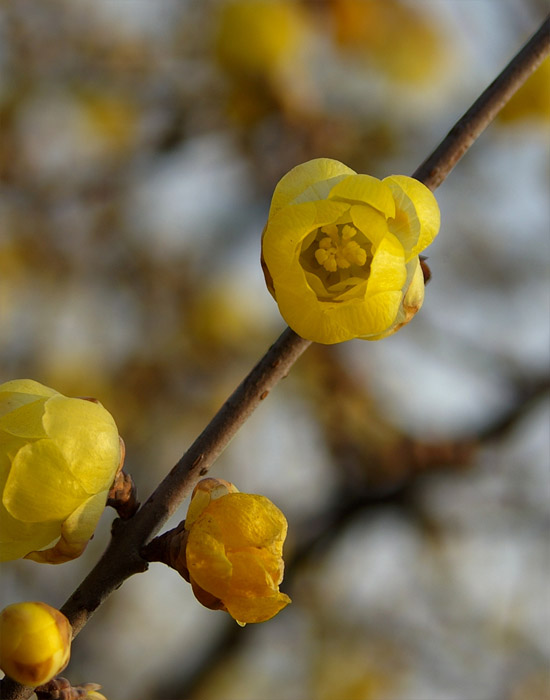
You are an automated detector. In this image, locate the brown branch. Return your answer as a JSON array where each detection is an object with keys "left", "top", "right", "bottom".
[
  {"left": 413, "top": 15, "right": 550, "bottom": 190},
  {"left": 2, "top": 15, "right": 549, "bottom": 700}
]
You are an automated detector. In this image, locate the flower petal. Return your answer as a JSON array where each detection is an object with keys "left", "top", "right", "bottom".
[
  {"left": 0, "top": 379, "right": 57, "bottom": 406},
  {"left": 384, "top": 175, "right": 440, "bottom": 259},
  {"left": 0, "top": 399, "right": 49, "bottom": 439},
  {"left": 186, "top": 531, "right": 233, "bottom": 600},
  {"left": 25, "top": 490, "right": 109, "bottom": 564},
  {"left": 42, "top": 396, "right": 120, "bottom": 494},
  {"left": 224, "top": 590, "right": 291, "bottom": 624},
  {"left": 329, "top": 174, "right": 396, "bottom": 218},
  {"left": 3, "top": 440, "right": 88, "bottom": 522},
  {"left": 269, "top": 158, "right": 355, "bottom": 216},
  {"left": 367, "top": 232, "right": 406, "bottom": 294}
]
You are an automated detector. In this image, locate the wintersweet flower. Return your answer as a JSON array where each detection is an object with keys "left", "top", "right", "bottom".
[
  {"left": 181, "top": 478, "right": 291, "bottom": 625},
  {"left": 216, "top": 0, "right": 304, "bottom": 79},
  {"left": 261, "top": 158, "right": 440, "bottom": 344},
  {"left": 0, "top": 601, "right": 71, "bottom": 686},
  {"left": 0, "top": 379, "right": 121, "bottom": 563}
]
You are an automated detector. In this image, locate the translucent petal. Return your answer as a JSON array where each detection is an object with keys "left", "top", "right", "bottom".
[
  {"left": 202, "top": 494, "right": 288, "bottom": 549},
  {"left": 4, "top": 440, "right": 87, "bottom": 522},
  {"left": 42, "top": 396, "right": 120, "bottom": 494},
  {"left": 362, "top": 258, "right": 425, "bottom": 340},
  {"left": 367, "top": 232, "right": 406, "bottom": 294},
  {"left": 329, "top": 175, "right": 396, "bottom": 218},
  {"left": 0, "top": 379, "right": 57, "bottom": 403},
  {"left": 269, "top": 158, "right": 355, "bottom": 216},
  {"left": 225, "top": 590, "right": 292, "bottom": 624},
  {"left": 384, "top": 175, "right": 440, "bottom": 259},
  {"left": 229, "top": 547, "right": 285, "bottom": 595},
  {"left": 0, "top": 503, "right": 60, "bottom": 562},
  {"left": 274, "top": 284, "right": 403, "bottom": 344},
  {"left": 349, "top": 205, "right": 390, "bottom": 248},
  {"left": 0, "top": 399, "right": 48, "bottom": 438},
  {"left": 185, "top": 478, "right": 239, "bottom": 530},
  {"left": 186, "top": 530, "right": 233, "bottom": 600},
  {"left": 25, "top": 491, "right": 108, "bottom": 564}
]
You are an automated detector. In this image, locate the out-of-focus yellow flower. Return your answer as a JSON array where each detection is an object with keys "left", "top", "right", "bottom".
[
  {"left": 261, "top": 158, "right": 440, "bottom": 344},
  {"left": 498, "top": 58, "right": 550, "bottom": 124},
  {"left": 182, "top": 478, "right": 291, "bottom": 625},
  {"left": 215, "top": 0, "right": 304, "bottom": 79},
  {"left": 329, "top": 0, "right": 444, "bottom": 83},
  {"left": 0, "top": 601, "right": 71, "bottom": 686},
  {"left": 0, "top": 379, "right": 121, "bottom": 563}
]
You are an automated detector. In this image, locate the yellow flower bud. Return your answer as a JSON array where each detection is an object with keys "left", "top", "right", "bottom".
[
  {"left": 261, "top": 158, "right": 440, "bottom": 344},
  {"left": 0, "top": 379, "right": 121, "bottom": 563},
  {"left": 0, "top": 601, "right": 71, "bottom": 686},
  {"left": 184, "top": 478, "right": 291, "bottom": 625}
]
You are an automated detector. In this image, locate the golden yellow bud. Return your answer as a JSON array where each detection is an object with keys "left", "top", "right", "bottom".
[{"left": 0, "top": 601, "right": 71, "bottom": 686}]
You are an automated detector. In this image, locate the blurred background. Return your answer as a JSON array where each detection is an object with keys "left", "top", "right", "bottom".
[{"left": 1, "top": 1, "right": 549, "bottom": 699}]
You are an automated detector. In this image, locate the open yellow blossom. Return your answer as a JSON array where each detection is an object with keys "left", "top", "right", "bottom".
[
  {"left": 0, "top": 601, "right": 71, "bottom": 686},
  {"left": 261, "top": 158, "right": 440, "bottom": 344},
  {"left": 0, "top": 379, "right": 121, "bottom": 563},
  {"left": 183, "top": 478, "right": 291, "bottom": 625}
]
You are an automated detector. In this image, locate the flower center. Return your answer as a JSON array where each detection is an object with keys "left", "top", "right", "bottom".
[
  {"left": 299, "top": 222, "right": 372, "bottom": 301},
  {"left": 313, "top": 224, "right": 368, "bottom": 272}
]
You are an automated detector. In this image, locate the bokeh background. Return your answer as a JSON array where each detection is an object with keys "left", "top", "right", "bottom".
[{"left": 1, "top": 1, "right": 549, "bottom": 699}]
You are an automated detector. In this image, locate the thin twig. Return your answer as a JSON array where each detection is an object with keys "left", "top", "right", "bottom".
[
  {"left": 413, "top": 15, "right": 550, "bottom": 190},
  {"left": 61, "top": 326, "right": 310, "bottom": 636},
  {"left": 2, "top": 15, "right": 549, "bottom": 700}
]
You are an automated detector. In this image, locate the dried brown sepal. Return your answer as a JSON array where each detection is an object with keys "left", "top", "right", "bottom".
[
  {"left": 35, "top": 677, "right": 104, "bottom": 699},
  {"left": 140, "top": 521, "right": 189, "bottom": 578},
  {"left": 419, "top": 255, "right": 432, "bottom": 284},
  {"left": 106, "top": 438, "right": 140, "bottom": 519}
]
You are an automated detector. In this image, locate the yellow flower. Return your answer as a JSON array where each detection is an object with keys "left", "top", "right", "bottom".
[
  {"left": 0, "top": 379, "right": 121, "bottom": 563},
  {"left": 261, "top": 158, "right": 440, "bottom": 344},
  {"left": 0, "top": 601, "right": 71, "bottom": 686},
  {"left": 329, "top": 0, "right": 444, "bottom": 84},
  {"left": 216, "top": 0, "right": 304, "bottom": 79},
  {"left": 498, "top": 57, "right": 550, "bottom": 124},
  {"left": 183, "top": 478, "right": 291, "bottom": 625}
]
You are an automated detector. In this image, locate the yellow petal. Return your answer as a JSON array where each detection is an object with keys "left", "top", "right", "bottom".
[
  {"left": 365, "top": 257, "right": 425, "bottom": 340},
  {"left": 43, "top": 396, "right": 120, "bottom": 494},
  {"left": 185, "top": 478, "right": 239, "bottom": 530},
  {"left": 186, "top": 531, "right": 233, "bottom": 600},
  {"left": 384, "top": 175, "right": 440, "bottom": 259},
  {"left": 224, "top": 590, "right": 291, "bottom": 624},
  {"left": 0, "top": 399, "right": 49, "bottom": 439},
  {"left": 0, "top": 379, "right": 58, "bottom": 406},
  {"left": 0, "top": 506, "right": 61, "bottom": 562},
  {"left": 269, "top": 158, "right": 355, "bottom": 216},
  {"left": 329, "top": 174, "right": 396, "bottom": 218},
  {"left": 4, "top": 440, "right": 88, "bottom": 522},
  {"left": 273, "top": 285, "right": 403, "bottom": 344},
  {"left": 25, "top": 491, "right": 108, "bottom": 564},
  {"left": 366, "top": 232, "right": 406, "bottom": 295},
  {"left": 349, "top": 204, "right": 391, "bottom": 248}
]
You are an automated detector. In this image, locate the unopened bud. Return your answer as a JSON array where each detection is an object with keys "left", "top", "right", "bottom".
[{"left": 0, "top": 601, "right": 71, "bottom": 686}]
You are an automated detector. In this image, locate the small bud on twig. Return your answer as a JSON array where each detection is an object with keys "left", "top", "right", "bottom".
[{"left": 106, "top": 438, "right": 140, "bottom": 519}]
